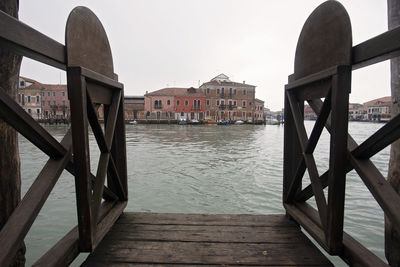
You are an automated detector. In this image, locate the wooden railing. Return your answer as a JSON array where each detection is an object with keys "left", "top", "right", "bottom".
[
  {"left": 0, "top": 6, "right": 127, "bottom": 266},
  {"left": 283, "top": 2, "right": 400, "bottom": 266}
]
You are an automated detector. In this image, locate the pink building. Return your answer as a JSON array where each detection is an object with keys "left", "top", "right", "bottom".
[
  {"left": 41, "top": 84, "right": 69, "bottom": 119},
  {"left": 144, "top": 88, "right": 176, "bottom": 119}
]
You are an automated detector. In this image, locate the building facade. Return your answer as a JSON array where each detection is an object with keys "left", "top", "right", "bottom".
[
  {"left": 254, "top": 98, "right": 265, "bottom": 122},
  {"left": 41, "top": 84, "right": 69, "bottom": 119},
  {"left": 200, "top": 74, "right": 256, "bottom": 121},
  {"left": 18, "top": 77, "right": 43, "bottom": 119},
  {"left": 124, "top": 96, "right": 145, "bottom": 120},
  {"left": 144, "top": 87, "right": 206, "bottom": 120}
]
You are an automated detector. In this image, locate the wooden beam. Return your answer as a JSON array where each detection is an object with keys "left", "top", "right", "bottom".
[
  {"left": 67, "top": 67, "right": 94, "bottom": 251},
  {"left": 352, "top": 25, "right": 400, "bottom": 70},
  {"left": 0, "top": 87, "right": 66, "bottom": 158},
  {"left": 0, "top": 132, "right": 72, "bottom": 267},
  {"left": 0, "top": 10, "right": 65, "bottom": 70}
]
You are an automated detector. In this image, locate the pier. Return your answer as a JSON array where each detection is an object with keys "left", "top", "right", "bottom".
[{"left": 1, "top": 1, "right": 400, "bottom": 266}]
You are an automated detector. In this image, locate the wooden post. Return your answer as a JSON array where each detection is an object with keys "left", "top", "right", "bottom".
[
  {"left": 386, "top": 1, "right": 400, "bottom": 265},
  {"left": 0, "top": 1, "right": 26, "bottom": 266}
]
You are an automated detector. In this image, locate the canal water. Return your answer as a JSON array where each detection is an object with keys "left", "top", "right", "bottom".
[{"left": 19, "top": 122, "right": 389, "bottom": 265}]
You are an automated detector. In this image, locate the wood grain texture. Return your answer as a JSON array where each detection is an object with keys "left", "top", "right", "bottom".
[{"left": 82, "top": 213, "right": 332, "bottom": 266}]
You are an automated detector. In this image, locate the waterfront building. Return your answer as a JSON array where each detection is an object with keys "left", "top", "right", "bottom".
[
  {"left": 124, "top": 96, "right": 144, "bottom": 120},
  {"left": 41, "top": 84, "right": 69, "bottom": 119},
  {"left": 363, "top": 96, "right": 391, "bottom": 121},
  {"left": 18, "top": 77, "right": 43, "bottom": 119},
  {"left": 200, "top": 74, "right": 256, "bottom": 121},
  {"left": 144, "top": 87, "right": 205, "bottom": 120},
  {"left": 348, "top": 103, "right": 364, "bottom": 121},
  {"left": 254, "top": 98, "right": 265, "bottom": 122}
]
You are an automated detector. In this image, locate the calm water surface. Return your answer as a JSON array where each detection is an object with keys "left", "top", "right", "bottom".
[{"left": 19, "top": 122, "right": 389, "bottom": 265}]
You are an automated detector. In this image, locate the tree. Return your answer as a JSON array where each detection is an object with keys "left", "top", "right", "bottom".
[
  {"left": 0, "top": 0, "right": 25, "bottom": 266},
  {"left": 387, "top": 0, "right": 400, "bottom": 265}
]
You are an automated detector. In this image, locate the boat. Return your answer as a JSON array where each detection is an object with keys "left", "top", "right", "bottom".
[
  {"left": 218, "top": 120, "right": 230, "bottom": 125},
  {"left": 190, "top": 119, "right": 200, "bottom": 125},
  {"left": 129, "top": 120, "right": 138, "bottom": 125},
  {"left": 234, "top": 120, "right": 244, "bottom": 125},
  {"left": 178, "top": 119, "right": 187, "bottom": 125},
  {"left": 265, "top": 118, "right": 280, "bottom": 125}
]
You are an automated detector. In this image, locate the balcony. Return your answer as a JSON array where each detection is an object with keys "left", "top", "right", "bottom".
[
  {"left": 219, "top": 104, "right": 226, "bottom": 110},
  {"left": 220, "top": 93, "right": 225, "bottom": 98},
  {"left": 154, "top": 105, "right": 163, "bottom": 109},
  {"left": 228, "top": 105, "right": 237, "bottom": 110},
  {"left": 192, "top": 105, "right": 202, "bottom": 110}
]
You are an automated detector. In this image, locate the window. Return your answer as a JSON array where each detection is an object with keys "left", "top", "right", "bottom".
[
  {"left": 234, "top": 89, "right": 236, "bottom": 95},
  {"left": 42, "top": 101, "right": 45, "bottom": 106},
  {"left": 185, "top": 100, "right": 188, "bottom": 106},
  {"left": 243, "top": 90, "right": 246, "bottom": 95},
  {"left": 177, "top": 100, "right": 180, "bottom": 105},
  {"left": 249, "top": 102, "right": 252, "bottom": 105},
  {"left": 233, "top": 100, "right": 237, "bottom": 106},
  {"left": 242, "top": 101, "right": 246, "bottom": 107},
  {"left": 27, "top": 96, "right": 31, "bottom": 103},
  {"left": 217, "top": 88, "right": 220, "bottom": 94},
  {"left": 216, "top": 100, "right": 220, "bottom": 106},
  {"left": 206, "top": 110, "right": 210, "bottom": 116},
  {"left": 181, "top": 112, "right": 184, "bottom": 116},
  {"left": 48, "top": 101, "right": 50, "bottom": 106},
  {"left": 42, "top": 92, "right": 44, "bottom": 96},
  {"left": 53, "top": 101, "right": 56, "bottom": 105},
  {"left": 229, "top": 101, "right": 232, "bottom": 106},
  {"left": 62, "top": 100, "right": 66, "bottom": 106},
  {"left": 20, "top": 81, "right": 25, "bottom": 87},
  {"left": 28, "top": 109, "right": 31, "bottom": 113},
  {"left": 146, "top": 111, "right": 150, "bottom": 116},
  {"left": 221, "top": 88, "right": 224, "bottom": 93},
  {"left": 53, "top": 92, "right": 56, "bottom": 96},
  {"left": 167, "top": 100, "right": 170, "bottom": 105},
  {"left": 48, "top": 92, "right": 50, "bottom": 96},
  {"left": 206, "top": 100, "right": 210, "bottom": 106},
  {"left": 36, "top": 96, "right": 40, "bottom": 102},
  {"left": 207, "top": 88, "right": 210, "bottom": 94},
  {"left": 62, "top": 92, "right": 65, "bottom": 96},
  {"left": 37, "top": 109, "right": 40, "bottom": 114}
]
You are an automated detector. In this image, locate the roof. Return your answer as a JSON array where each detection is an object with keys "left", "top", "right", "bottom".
[
  {"left": 255, "top": 98, "right": 264, "bottom": 103},
  {"left": 145, "top": 87, "right": 205, "bottom": 97},
  {"left": 201, "top": 80, "right": 255, "bottom": 88},
  {"left": 363, "top": 96, "right": 391, "bottom": 106},
  {"left": 211, "top": 73, "right": 231, "bottom": 82},
  {"left": 42, "top": 84, "right": 67, "bottom": 91}
]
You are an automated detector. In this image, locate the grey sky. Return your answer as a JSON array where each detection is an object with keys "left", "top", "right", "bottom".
[{"left": 19, "top": 0, "right": 388, "bottom": 111}]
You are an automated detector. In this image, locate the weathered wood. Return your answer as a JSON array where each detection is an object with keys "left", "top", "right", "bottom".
[
  {"left": 66, "top": 7, "right": 114, "bottom": 79},
  {"left": 326, "top": 66, "right": 351, "bottom": 254},
  {"left": 386, "top": 3, "right": 400, "bottom": 264},
  {"left": 294, "top": 202, "right": 387, "bottom": 267},
  {"left": 67, "top": 67, "right": 94, "bottom": 251},
  {"left": 33, "top": 201, "right": 125, "bottom": 267},
  {"left": 117, "top": 212, "right": 297, "bottom": 227},
  {"left": 83, "top": 213, "right": 332, "bottom": 266},
  {"left": 0, "top": 86, "right": 66, "bottom": 158},
  {"left": 109, "top": 89, "right": 128, "bottom": 201},
  {"left": 0, "top": 9, "right": 65, "bottom": 70},
  {"left": 352, "top": 25, "right": 400, "bottom": 70},
  {"left": 86, "top": 90, "right": 108, "bottom": 153},
  {"left": 352, "top": 113, "right": 400, "bottom": 159},
  {"left": 0, "top": 131, "right": 71, "bottom": 267},
  {"left": 0, "top": 1, "right": 25, "bottom": 266}
]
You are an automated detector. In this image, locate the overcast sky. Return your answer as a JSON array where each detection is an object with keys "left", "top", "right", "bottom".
[{"left": 19, "top": 0, "right": 389, "bottom": 111}]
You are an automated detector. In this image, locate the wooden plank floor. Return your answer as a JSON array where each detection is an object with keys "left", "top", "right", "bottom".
[{"left": 82, "top": 213, "right": 332, "bottom": 266}]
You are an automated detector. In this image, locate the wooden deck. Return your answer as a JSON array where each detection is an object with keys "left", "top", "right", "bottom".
[{"left": 82, "top": 213, "right": 332, "bottom": 266}]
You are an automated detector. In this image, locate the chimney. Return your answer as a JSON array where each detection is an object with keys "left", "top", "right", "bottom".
[
  {"left": 145, "top": 91, "right": 148, "bottom": 94},
  {"left": 243, "top": 81, "right": 246, "bottom": 84}
]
